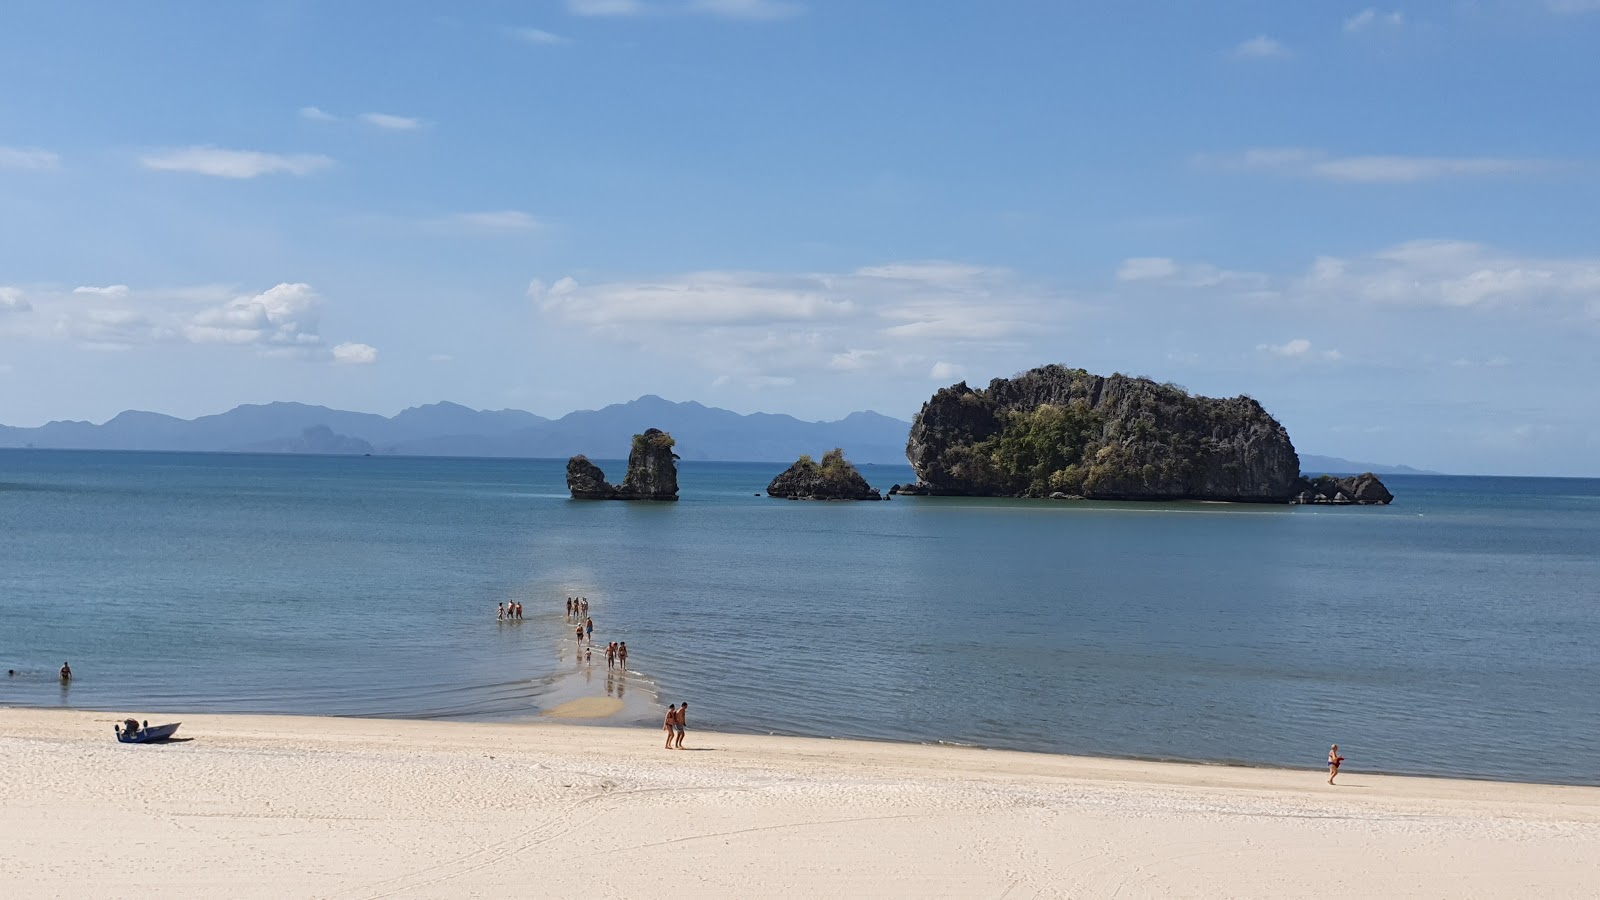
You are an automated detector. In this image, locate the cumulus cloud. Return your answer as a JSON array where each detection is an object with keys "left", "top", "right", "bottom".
[
  {"left": 1344, "top": 8, "right": 1404, "bottom": 32},
  {"left": 141, "top": 146, "right": 333, "bottom": 178},
  {"left": 331, "top": 342, "right": 379, "bottom": 364},
  {"left": 359, "top": 112, "right": 423, "bottom": 131},
  {"left": 0, "top": 146, "right": 60, "bottom": 170},
  {"left": 533, "top": 261, "right": 1062, "bottom": 384},
  {"left": 1, "top": 282, "right": 375, "bottom": 361},
  {"left": 929, "top": 361, "right": 963, "bottom": 380},
  {"left": 1232, "top": 35, "right": 1290, "bottom": 59},
  {"left": 0, "top": 287, "right": 32, "bottom": 313},
  {"left": 1200, "top": 147, "right": 1555, "bottom": 183}
]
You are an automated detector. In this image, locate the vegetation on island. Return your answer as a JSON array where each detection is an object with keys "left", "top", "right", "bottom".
[{"left": 768, "top": 448, "right": 882, "bottom": 500}]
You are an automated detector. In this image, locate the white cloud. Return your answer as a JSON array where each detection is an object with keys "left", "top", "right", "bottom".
[
  {"left": 331, "top": 342, "right": 379, "bottom": 365},
  {"left": 429, "top": 353, "right": 454, "bottom": 363},
  {"left": 1257, "top": 339, "right": 1342, "bottom": 361},
  {"left": 359, "top": 112, "right": 423, "bottom": 131},
  {"left": 568, "top": 0, "right": 646, "bottom": 14},
  {"left": 1299, "top": 240, "right": 1600, "bottom": 310},
  {"left": 1121, "top": 241, "right": 1600, "bottom": 318},
  {"left": 1115, "top": 256, "right": 1270, "bottom": 292},
  {"left": 929, "top": 361, "right": 963, "bottom": 380},
  {"left": 1344, "top": 8, "right": 1404, "bottom": 32},
  {"left": 534, "top": 261, "right": 1063, "bottom": 383},
  {"left": 140, "top": 146, "right": 333, "bottom": 178},
  {"left": 2, "top": 282, "right": 372, "bottom": 361},
  {"left": 1201, "top": 147, "right": 1555, "bottom": 183},
  {"left": 184, "top": 283, "right": 323, "bottom": 346},
  {"left": 0, "top": 287, "right": 32, "bottom": 313},
  {"left": 686, "top": 0, "right": 803, "bottom": 19},
  {"left": 510, "top": 27, "right": 572, "bottom": 44},
  {"left": 0, "top": 146, "right": 61, "bottom": 170},
  {"left": 438, "top": 210, "right": 544, "bottom": 232},
  {"left": 299, "top": 105, "right": 338, "bottom": 122},
  {"left": 1233, "top": 35, "right": 1290, "bottom": 59},
  {"left": 73, "top": 285, "right": 130, "bottom": 297}
]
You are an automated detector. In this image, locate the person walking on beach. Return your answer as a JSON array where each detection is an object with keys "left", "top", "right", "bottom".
[
  {"left": 606, "top": 642, "right": 616, "bottom": 669},
  {"left": 618, "top": 642, "right": 628, "bottom": 670},
  {"left": 674, "top": 702, "right": 687, "bottom": 749},
  {"left": 664, "top": 704, "right": 678, "bottom": 749},
  {"left": 1328, "top": 744, "right": 1345, "bottom": 784}
]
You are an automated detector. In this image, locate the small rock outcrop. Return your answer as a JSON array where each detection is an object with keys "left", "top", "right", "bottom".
[
  {"left": 1291, "top": 472, "right": 1394, "bottom": 505},
  {"left": 767, "top": 448, "right": 882, "bottom": 500},
  {"left": 905, "top": 365, "right": 1303, "bottom": 501},
  {"left": 566, "top": 428, "right": 681, "bottom": 501}
]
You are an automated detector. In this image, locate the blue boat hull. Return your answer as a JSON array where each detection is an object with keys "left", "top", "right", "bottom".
[{"left": 115, "top": 723, "right": 181, "bottom": 743}]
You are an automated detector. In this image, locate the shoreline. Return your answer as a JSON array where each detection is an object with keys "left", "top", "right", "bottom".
[
  {"left": 4, "top": 707, "right": 1596, "bottom": 897},
  {"left": 6, "top": 700, "right": 1596, "bottom": 789}
]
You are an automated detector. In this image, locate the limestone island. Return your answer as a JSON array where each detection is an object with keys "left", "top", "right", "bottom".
[
  {"left": 892, "top": 364, "right": 1391, "bottom": 504},
  {"left": 767, "top": 448, "right": 883, "bottom": 501},
  {"left": 566, "top": 428, "right": 680, "bottom": 501}
]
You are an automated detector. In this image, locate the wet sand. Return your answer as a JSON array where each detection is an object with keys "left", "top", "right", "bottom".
[{"left": 2, "top": 708, "right": 1597, "bottom": 898}]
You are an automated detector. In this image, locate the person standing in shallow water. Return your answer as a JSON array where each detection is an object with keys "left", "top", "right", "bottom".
[
  {"left": 1328, "top": 744, "right": 1345, "bottom": 784},
  {"left": 618, "top": 642, "right": 628, "bottom": 671},
  {"left": 60, "top": 661, "right": 72, "bottom": 682},
  {"left": 605, "top": 642, "right": 616, "bottom": 669}
]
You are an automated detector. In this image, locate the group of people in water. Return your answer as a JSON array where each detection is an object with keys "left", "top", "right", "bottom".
[{"left": 497, "top": 602, "right": 524, "bottom": 620}]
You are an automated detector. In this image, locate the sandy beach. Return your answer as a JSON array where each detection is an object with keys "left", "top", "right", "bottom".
[{"left": 2, "top": 708, "right": 1596, "bottom": 898}]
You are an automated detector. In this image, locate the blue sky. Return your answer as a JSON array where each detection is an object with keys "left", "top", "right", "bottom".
[{"left": 2, "top": 1, "right": 1598, "bottom": 475}]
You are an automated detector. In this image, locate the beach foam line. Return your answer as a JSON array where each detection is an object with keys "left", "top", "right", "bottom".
[{"left": 2, "top": 708, "right": 1597, "bottom": 898}]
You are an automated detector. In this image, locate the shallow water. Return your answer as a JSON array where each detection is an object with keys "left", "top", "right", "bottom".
[{"left": 2, "top": 450, "right": 1597, "bottom": 784}]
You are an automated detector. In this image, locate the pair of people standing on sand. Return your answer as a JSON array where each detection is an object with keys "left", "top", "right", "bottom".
[{"left": 663, "top": 702, "right": 687, "bottom": 749}]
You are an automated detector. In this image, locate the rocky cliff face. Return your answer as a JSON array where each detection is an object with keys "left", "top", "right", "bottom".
[
  {"left": 767, "top": 448, "right": 882, "bottom": 500},
  {"left": 905, "top": 365, "right": 1304, "bottom": 501},
  {"left": 565, "top": 428, "right": 680, "bottom": 501}
]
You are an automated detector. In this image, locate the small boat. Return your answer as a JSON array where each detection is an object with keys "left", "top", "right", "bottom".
[{"left": 115, "top": 719, "right": 181, "bottom": 743}]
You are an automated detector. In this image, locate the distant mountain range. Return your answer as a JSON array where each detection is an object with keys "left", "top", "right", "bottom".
[
  {"left": 0, "top": 396, "right": 915, "bottom": 464},
  {"left": 0, "top": 397, "right": 1440, "bottom": 472}
]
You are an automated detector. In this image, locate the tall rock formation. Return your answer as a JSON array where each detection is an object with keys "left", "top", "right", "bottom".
[
  {"left": 905, "top": 365, "right": 1303, "bottom": 501},
  {"left": 767, "top": 448, "right": 882, "bottom": 500},
  {"left": 565, "top": 428, "right": 680, "bottom": 501}
]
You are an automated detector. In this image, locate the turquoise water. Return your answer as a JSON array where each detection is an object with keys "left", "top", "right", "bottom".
[{"left": 2, "top": 449, "right": 1597, "bottom": 784}]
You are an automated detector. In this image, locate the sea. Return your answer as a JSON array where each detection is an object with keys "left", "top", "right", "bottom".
[{"left": 2, "top": 449, "right": 1597, "bottom": 785}]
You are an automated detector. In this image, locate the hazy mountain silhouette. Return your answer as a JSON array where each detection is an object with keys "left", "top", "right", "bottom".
[
  {"left": 0, "top": 397, "right": 1435, "bottom": 471},
  {"left": 0, "top": 396, "right": 913, "bottom": 463}
]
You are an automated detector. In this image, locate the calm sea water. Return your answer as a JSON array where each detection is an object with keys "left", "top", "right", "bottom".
[{"left": 2, "top": 449, "right": 1597, "bottom": 784}]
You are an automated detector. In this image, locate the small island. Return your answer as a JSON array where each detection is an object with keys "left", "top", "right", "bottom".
[
  {"left": 767, "top": 448, "right": 882, "bottom": 501},
  {"left": 566, "top": 428, "right": 680, "bottom": 501},
  {"left": 899, "top": 364, "right": 1391, "bottom": 504}
]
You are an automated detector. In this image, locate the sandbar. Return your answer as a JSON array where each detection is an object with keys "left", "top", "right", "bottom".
[{"left": 2, "top": 708, "right": 1596, "bottom": 898}]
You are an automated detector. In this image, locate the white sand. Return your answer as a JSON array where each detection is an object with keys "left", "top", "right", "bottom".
[{"left": 2, "top": 709, "right": 1596, "bottom": 898}]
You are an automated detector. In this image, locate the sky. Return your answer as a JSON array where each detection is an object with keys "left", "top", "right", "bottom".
[{"left": 2, "top": 1, "right": 1598, "bottom": 475}]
